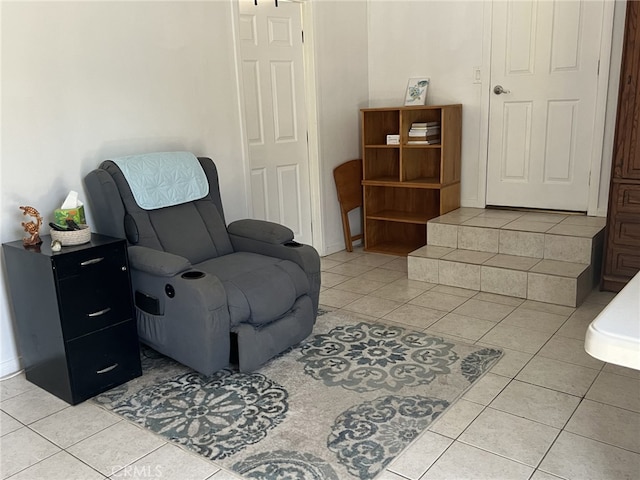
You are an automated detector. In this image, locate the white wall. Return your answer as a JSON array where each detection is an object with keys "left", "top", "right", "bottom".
[
  {"left": 0, "top": 0, "right": 246, "bottom": 377},
  {"left": 366, "top": 0, "right": 625, "bottom": 212},
  {"left": 367, "top": 0, "right": 486, "bottom": 207},
  {"left": 311, "top": 0, "right": 369, "bottom": 255}
]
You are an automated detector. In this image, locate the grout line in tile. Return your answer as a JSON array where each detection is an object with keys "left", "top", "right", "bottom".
[
  {"left": 489, "top": 381, "right": 584, "bottom": 431},
  {"left": 104, "top": 440, "right": 169, "bottom": 479},
  {"left": 416, "top": 438, "right": 460, "bottom": 479},
  {"left": 576, "top": 395, "right": 640, "bottom": 417},
  {"left": 536, "top": 429, "right": 563, "bottom": 469},
  {"left": 54, "top": 449, "right": 108, "bottom": 480},
  {"left": 455, "top": 402, "right": 564, "bottom": 469},
  {"left": 6, "top": 454, "right": 63, "bottom": 480},
  {"left": 565, "top": 422, "right": 640, "bottom": 456},
  {"left": 452, "top": 437, "right": 541, "bottom": 470},
  {"left": 536, "top": 350, "right": 605, "bottom": 372}
]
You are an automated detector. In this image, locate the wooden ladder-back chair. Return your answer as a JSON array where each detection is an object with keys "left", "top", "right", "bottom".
[{"left": 333, "top": 159, "right": 363, "bottom": 252}]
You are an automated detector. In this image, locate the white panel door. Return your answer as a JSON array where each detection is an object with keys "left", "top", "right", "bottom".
[
  {"left": 486, "top": 0, "right": 605, "bottom": 211},
  {"left": 238, "top": 0, "right": 312, "bottom": 243}
]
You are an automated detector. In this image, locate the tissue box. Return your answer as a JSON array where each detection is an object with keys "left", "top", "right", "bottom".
[{"left": 54, "top": 206, "right": 86, "bottom": 226}]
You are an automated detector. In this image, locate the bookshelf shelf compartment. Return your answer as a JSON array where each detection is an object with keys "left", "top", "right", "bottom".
[
  {"left": 363, "top": 148, "right": 400, "bottom": 182},
  {"left": 364, "top": 220, "right": 428, "bottom": 256},
  {"left": 361, "top": 104, "right": 462, "bottom": 255},
  {"left": 363, "top": 110, "right": 400, "bottom": 146}
]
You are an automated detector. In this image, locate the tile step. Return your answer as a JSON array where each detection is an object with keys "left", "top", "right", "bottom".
[
  {"left": 427, "top": 211, "right": 605, "bottom": 265},
  {"left": 408, "top": 248, "right": 595, "bottom": 307},
  {"left": 408, "top": 208, "right": 606, "bottom": 307}
]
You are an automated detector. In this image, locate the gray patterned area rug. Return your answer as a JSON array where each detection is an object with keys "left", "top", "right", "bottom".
[{"left": 94, "top": 311, "right": 502, "bottom": 480}]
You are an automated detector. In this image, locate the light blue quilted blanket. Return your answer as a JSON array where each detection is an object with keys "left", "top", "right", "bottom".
[{"left": 112, "top": 152, "right": 209, "bottom": 210}]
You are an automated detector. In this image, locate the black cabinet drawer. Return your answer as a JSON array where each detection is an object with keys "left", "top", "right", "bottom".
[
  {"left": 66, "top": 321, "right": 142, "bottom": 404},
  {"left": 58, "top": 272, "right": 133, "bottom": 340},
  {"left": 54, "top": 239, "right": 134, "bottom": 340},
  {"left": 53, "top": 242, "right": 127, "bottom": 280}
]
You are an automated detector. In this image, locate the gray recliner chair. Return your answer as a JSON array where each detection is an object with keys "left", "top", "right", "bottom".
[{"left": 84, "top": 153, "right": 320, "bottom": 374}]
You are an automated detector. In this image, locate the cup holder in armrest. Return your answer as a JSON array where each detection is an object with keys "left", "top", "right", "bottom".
[
  {"left": 284, "top": 241, "right": 302, "bottom": 248},
  {"left": 181, "top": 271, "right": 205, "bottom": 280}
]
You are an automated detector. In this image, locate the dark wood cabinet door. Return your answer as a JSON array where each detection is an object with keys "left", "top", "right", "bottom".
[
  {"left": 603, "top": 1, "right": 640, "bottom": 291},
  {"left": 613, "top": 0, "right": 640, "bottom": 180}
]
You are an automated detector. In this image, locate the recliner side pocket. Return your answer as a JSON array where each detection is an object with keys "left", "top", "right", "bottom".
[{"left": 135, "top": 307, "right": 166, "bottom": 346}]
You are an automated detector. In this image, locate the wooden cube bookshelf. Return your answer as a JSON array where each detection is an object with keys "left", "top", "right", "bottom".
[{"left": 361, "top": 104, "right": 462, "bottom": 255}]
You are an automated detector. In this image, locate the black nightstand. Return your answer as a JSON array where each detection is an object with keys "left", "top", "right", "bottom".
[{"left": 2, "top": 234, "right": 142, "bottom": 404}]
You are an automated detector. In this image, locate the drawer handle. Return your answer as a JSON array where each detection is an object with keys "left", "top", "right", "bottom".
[
  {"left": 87, "top": 307, "right": 111, "bottom": 317},
  {"left": 96, "top": 363, "right": 119, "bottom": 374},
  {"left": 80, "top": 257, "right": 104, "bottom": 266}
]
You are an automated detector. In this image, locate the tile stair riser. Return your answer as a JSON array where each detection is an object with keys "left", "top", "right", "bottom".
[
  {"left": 427, "top": 223, "right": 603, "bottom": 263},
  {"left": 426, "top": 223, "right": 458, "bottom": 248},
  {"left": 543, "top": 230, "right": 605, "bottom": 265},
  {"left": 527, "top": 267, "right": 593, "bottom": 308},
  {"left": 458, "top": 226, "right": 499, "bottom": 253},
  {"left": 480, "top": 266, "right": 528, "bottom": 299},
  {"left": 407, "top": 255, "right": 597, "bottom": 307},
  {"left": 407, "top": 256, "right": 439, "bottom": 283},
  {"left": 498, "top": 230, "right": 545, "bottom": 258},
  {"left": 438, "top": 260, "right": 481, "bottom": 290},
  {"left": 543, "top": 235, "right": 592, "bottom": 264}
]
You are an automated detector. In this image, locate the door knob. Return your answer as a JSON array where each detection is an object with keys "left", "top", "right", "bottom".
[{"left": 493, "top": 85, "right": 511, "bottom": 95}]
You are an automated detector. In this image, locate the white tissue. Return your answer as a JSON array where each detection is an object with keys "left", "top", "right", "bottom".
[{"left": 60, "top": 190, "right": 83, "bottom": 209}]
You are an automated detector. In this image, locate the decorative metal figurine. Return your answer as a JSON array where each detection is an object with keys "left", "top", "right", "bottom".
[{"left": 20, "top": 205, "right": 43, "bottom": 247}]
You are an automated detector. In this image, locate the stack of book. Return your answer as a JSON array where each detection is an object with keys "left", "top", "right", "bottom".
[
  {"left": 407, "top": 121, "right": 440, "bottom": 144},
  {"left": 386, "top": 134, "right": 400, "bottom": 145}
]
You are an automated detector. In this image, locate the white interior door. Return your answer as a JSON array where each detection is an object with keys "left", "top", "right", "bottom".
[
  {"left": 238, "top": 0, "right": 312, "bottom": 243},
  {"left": 486, "top": 0, "right": 605, "bottom": 211}
]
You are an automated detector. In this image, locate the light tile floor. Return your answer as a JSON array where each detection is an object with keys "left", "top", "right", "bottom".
[{"left": 1, "top": 247, "right": 639, "bottom": 480}]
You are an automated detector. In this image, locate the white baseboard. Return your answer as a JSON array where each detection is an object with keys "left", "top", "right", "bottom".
[
  {"left": 460, "top": 197, "right": 485, "bottom": 209},
  {"left": 322, "top": 239, "right": 362, "bottom": 257},
  {"left": 596, "top": 207, "right": 608, "bottom": 218},
  {"left": 0, "top": 355, "right": 22, "bottom": 380}
]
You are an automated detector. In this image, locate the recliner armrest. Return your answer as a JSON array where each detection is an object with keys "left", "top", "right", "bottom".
[
  {"left": 128, "top": 245, "right": 192, "bottom": 277},
  {"left": 227, "top": 219, "right": 294, "bottom": 244},
  {"left": 229, "top": 231, "right": 321, "bottom": 316}
]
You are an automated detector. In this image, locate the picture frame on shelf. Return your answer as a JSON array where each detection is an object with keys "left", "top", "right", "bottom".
[{"left": 404, "top": 77, "right": 430, "bottom": 106}]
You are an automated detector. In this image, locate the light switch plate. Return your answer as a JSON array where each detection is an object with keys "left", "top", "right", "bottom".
[{"left": 473, "top": 67, "right": 481, "bottom": 84}]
